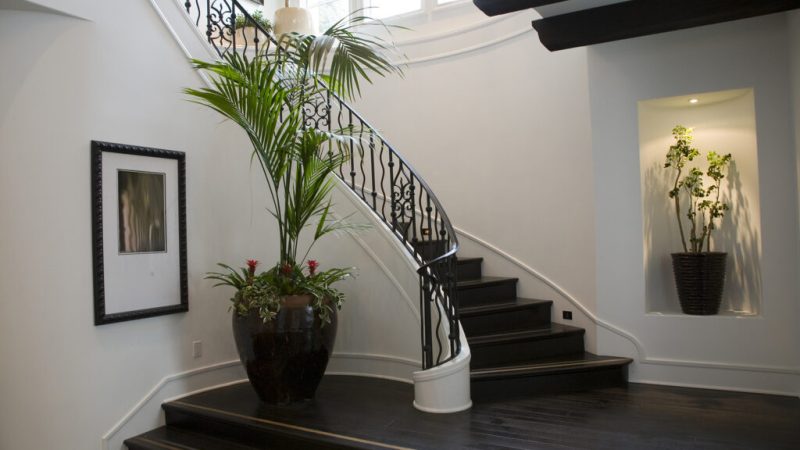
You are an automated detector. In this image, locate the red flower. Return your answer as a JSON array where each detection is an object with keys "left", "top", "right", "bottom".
[
  {"left": 246, "top": 259, "right": 259, "bottom": 272},
  {"left": 281, "top": 263, "right": 293, "bottom": 276},
  {"left": 246, "top": 259, "right": 258, "bottom": 283},
  {"left": 307, "top": 260, "right": 319, "bottom": 276}
]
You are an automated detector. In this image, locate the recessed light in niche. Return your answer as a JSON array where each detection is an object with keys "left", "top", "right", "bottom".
[{"left": 644, "top": 88, "right": 750, "bottom": 109}]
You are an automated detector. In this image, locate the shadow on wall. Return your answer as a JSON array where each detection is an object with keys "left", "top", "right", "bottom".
[
  {"left": 718, "top": 161, "right": 762, "bottom": 314},
  {"left": 642, "top": 158, "right": 762, "bottom": 315}
]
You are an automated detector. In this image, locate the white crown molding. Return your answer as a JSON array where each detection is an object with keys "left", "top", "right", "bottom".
[
  {"left": 394, "top": 12, "right": 519, "bottom": 47},
  {"left": 402, "top": 28, "right": 533, "bottom": 66}
]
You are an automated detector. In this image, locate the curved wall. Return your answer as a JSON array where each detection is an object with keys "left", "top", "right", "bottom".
[{"left": 352, "top": 9, "right": 601, "bottom": 349}]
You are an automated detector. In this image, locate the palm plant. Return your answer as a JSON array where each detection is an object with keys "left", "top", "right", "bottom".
[{"left": 186, "top": 13, "right": 403, "bottom": 321}]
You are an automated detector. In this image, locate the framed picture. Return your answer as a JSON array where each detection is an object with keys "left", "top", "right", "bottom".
[{"left": 91, "top": 141, "right": 188, "bottom": 325}]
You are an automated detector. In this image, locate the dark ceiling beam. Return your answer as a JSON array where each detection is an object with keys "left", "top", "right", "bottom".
[
  {"left": 532, "top": 0, "right": 800, "bottom": 51},
  {"left": 473, "top": 0, "right": 567, "bottom": 17}
]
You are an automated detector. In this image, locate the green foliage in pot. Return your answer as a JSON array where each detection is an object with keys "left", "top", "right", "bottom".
[
  {"left": 664, "top": 125, "right": 733, "bottom": 253},
  {"left": 187, "top": 13, "right": 402, "bottom": 323},
  {"left": 234, "top": 10, "right": 272, "bottom": 33}
]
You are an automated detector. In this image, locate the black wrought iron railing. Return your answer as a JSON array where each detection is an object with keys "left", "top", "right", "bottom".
[{"left": 184, "top": 0, "right": 460, "bottom": 369}]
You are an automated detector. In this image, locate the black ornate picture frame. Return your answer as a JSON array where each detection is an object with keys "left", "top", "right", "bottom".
[{"left": 91, "top": 141, "right": 188, "bottom": 325}]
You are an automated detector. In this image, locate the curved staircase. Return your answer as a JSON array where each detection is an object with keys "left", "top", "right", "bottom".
[
  {"left": 455, "top": 255, "right": 632, "bottom": 400},
  {"left": 123, "top": 0, "right": 634, "bottom": 446}
]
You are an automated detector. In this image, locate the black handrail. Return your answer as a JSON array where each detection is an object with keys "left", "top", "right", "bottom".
[{"left": 185, "top": 0, "right": 460, "bottom": 369}]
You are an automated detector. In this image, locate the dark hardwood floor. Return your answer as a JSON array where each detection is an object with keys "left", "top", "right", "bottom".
[{"left": 129, "top": 375, "right": 800, "bottom": 449}]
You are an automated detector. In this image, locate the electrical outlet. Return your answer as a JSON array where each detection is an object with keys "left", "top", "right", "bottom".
[
  {"left": 562, "top": 311, "right": 573, "bottom": 320},
  {"left": 192, "top": 340, "right": 202, "bottom": 359}
]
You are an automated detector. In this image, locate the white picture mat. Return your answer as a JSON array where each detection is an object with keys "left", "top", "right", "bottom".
[{"left": 102, "top": 151, "right": 181, "bottom": 314}]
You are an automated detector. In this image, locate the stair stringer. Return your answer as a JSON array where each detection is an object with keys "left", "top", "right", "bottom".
[
  {"left": 326, "top": 183, "right": 473, "bottom": 413},
  {"left": 413, "top": 326, "right": 472, "bottom": 413},
  {"left": 456, "top": 229, "right": 633, "bottom": 357}
]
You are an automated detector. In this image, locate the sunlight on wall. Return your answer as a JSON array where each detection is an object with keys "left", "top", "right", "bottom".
[{"left": 638, "top": 88, "right": 763, "bottom": 315}]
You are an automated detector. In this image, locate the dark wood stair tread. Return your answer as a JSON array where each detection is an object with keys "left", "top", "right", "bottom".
[
  {"left": 125, "top": 425, "right": 259, "bottom": 450},
  {"left": 456, "top": 276, "right": 517, "bottom": 288},
  {"left": 455, "top": 257, "right": 483, "bottom": 264},
  {"left": 460, "top": 297, "right": 552, "bottom": 317},
  {"left": 471, "top": 353, "right": 633, "bottom": 380},
  {"left": 468, "top": 323, "right": 585, "bottom": 346}
]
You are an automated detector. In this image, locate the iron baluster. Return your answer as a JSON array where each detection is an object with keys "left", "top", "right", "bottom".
[
  {"left": 379, "top": 141, "right": 387, "bottom": 221},
  {"left": 388, "top": 151, "right": 396, "bottom": 233},
  {"left": 349, "top": 110, "right": 356, "bottom": 189},
  {"left": 230, "top": 8, "right": 236, "bottom": 50},
  {"left": 358, "top": 121, "right": 367, "bottom": 203},
  {"left": 206, "top": 0, "right": 212, "bottom": 47},
  {"left": 369, "top": 132, "right": 377, "bottom": 211}
]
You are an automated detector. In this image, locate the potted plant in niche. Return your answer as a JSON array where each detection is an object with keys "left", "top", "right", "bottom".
[
  {"left": 664, "top": 125, "right": 734, "bottom": 315},
  {"left": 233, "top": 10, "right": 272, "bottom": 46},
  {"left": 186, "top": 15, "right": 402, "bottom": 403}
]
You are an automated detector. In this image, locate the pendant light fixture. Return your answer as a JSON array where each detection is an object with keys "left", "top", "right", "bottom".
[{"left": 273, "top": 0, "right": 314, "bottom": 36}]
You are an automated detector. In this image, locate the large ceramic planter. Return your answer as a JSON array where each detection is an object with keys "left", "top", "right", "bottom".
[
  {"left": 671, "top": 252, "right": 727, "bottom": 315},
  {"left": 232, "top": 295, "right": 337, "bottom": 404}
]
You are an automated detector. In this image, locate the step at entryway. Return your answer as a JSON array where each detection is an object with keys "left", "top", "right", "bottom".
[{"left": 126, "top": 425, "right": 260, "bottom": 450}]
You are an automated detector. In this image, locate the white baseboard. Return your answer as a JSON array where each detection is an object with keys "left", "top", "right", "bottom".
[
  {"left": 630, "top": 360, "right": 800, "bottom": 397},
  {"left": 102, "top": 360, "right": 245, "bottom": 450}
]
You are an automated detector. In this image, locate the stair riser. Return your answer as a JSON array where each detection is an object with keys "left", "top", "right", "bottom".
[
  {"left": 471, "top": 366, "right": 629, "bottom": 401},
  {"left": 124, "top": 440, "right": 160, "bottom": 450},
  {"left": 470, "top": 334, "right": 585, "bottom": 368},
  {"left": 456, "top": 260, "right": 482, "bottom": 281},
  {"left": 412, "top": 240, "right": 447, "bottom": 260},
  {"left": 462, "top": 306, "right": 551, "bottom": 336},
  {"left": 458, "top": 281, "right": 517, "bottom": 307},
  {"left": 164, "top": 404, "right": 354, "bottom": 449}
]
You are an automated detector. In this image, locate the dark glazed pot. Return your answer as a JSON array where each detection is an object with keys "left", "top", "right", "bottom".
[
  {"left": 671, "top": 252, "right": 727, "bottom": 315},
  {"left": 232, "top": 295, "right": 337, "bottom": 404}
]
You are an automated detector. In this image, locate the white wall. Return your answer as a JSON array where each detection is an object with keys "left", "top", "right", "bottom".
[
  {"left": 352, "top": 10, "right": 600, "bottom": 348},
  {"left": 789, "top": 10, "right": 800, "bottom": 379},
  {"left": 0, "top": 1, "right": 428, "bottom": 449},
  {"left": 589, "top": 13, "right": 800, "bottom": 394},
  {"left": 0, "top": 5, "right": 256, "bottom": 449}
]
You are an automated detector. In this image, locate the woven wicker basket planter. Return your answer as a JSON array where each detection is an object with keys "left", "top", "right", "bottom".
[{"left": 671, "top": 252, "right": 727, "bottom": 315}]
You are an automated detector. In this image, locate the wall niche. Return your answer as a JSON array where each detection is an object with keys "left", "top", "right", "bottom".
[{"left": 638, "top": 88, "right": 762, "bottom": 316}]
